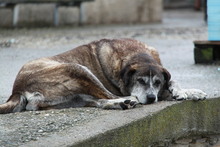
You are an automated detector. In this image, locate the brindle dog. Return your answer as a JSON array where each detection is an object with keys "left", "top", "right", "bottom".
[{"left": 0, "top": 39, "right": 206, "bottom": 113}]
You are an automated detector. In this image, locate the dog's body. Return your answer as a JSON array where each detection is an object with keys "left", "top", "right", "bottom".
[{"left": 0, "top": 39, "right": 206, "bottom": 113}]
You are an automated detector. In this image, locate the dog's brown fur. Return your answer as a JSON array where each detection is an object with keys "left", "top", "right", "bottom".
[{"left": 0, "top": 38, "right": 206, "bottom": 114}]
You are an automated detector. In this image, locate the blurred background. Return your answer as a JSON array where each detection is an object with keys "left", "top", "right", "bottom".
[{"left": 0, "top": 0, "right": 206, "bottom": 27}]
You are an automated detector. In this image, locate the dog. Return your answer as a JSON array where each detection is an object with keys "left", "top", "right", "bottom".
[{"left": 0, "top": 38, "right": 207, "bottom": 114}]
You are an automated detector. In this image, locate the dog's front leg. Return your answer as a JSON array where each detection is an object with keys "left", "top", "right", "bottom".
[
  {"left": 96, "top": 96, "right": 140, "bottom": 110},
  {"left": 168, "top": 81, "right": 207, "bottom": 101}
]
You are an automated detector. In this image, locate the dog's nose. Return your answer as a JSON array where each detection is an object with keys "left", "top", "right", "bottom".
[
  {"left": 147, "top": 94, "right": 156, "bottom": 104},
  {"left": 147, "top": 94, "right": 156, "bottom": 100}
]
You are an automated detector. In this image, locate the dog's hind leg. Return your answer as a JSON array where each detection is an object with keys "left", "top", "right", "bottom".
[
  {"left": 168, "top": 81, "right": 207, "bottom": 101},
  {"left": 13, "top": 63, "right": 140, "bottom": 111}
]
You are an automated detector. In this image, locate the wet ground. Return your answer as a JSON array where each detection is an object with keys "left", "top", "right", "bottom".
[{"left": 0, "top": 9, "right": 219, "bottom": 147}]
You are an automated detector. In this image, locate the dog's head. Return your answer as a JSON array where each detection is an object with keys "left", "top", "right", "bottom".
[{"left": 120, "top": 63, "right": 171, "bottom": 104}]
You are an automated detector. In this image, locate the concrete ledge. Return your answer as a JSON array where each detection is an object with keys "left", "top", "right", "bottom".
[
  {"left": 74, "top": 98, "right": 220, "bottom": 146},
  {"left": 22, "top": 98, "right": 220, "bottom": 147}
]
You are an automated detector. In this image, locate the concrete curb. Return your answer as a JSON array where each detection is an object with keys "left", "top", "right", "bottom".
[
  {"left": 74, "top": 98, "right": 220, "bottom": 147},
  {"left": 22, "top": 98, "right": 220, "bottom": 147}
]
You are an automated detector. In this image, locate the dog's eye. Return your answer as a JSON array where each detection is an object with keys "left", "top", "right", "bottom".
[
  {"left": 137, "top": 78, "right": 145, "bottom": 85},
  {"left": 154, "top": 80, "right": 161, "bottom": 86}
]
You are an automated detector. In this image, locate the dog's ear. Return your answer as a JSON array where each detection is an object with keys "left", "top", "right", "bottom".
[
  {"left": 162, "top": 68, "right": 171, "bottom": 88},
  {"left": 162, "top": 68, "right": 171, "bottom": 82},
  {"left": 120, "top": 65, "right": 137, "bottom": 86}
]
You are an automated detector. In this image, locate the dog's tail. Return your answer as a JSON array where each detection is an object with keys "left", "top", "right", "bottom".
[{"left": 0, "top": 94, "right": 27, "bottom": 114}]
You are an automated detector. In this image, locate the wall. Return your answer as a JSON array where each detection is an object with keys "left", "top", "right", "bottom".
[
  {"left": 82, "top": 0, "right": 162, "bottom": 24},
  {"left": 0, "top": 0, "right": 162, "bottom": 27}
]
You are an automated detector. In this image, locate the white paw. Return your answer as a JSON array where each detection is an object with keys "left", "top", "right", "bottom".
[
  {"left": 100, "top": 96, "right": 139, "bottom": 110},
  {"left": 119, "top": 99, "right": 137, "bottom": 109},
  {"left": 173, "top": 89, "right": 207, "bottom": 101},
  {"left": 172, "top": 89, "right": 188, "bottom": 100},
  {"left": 185, "top": 89, "right": 207, "bottom": 100}
]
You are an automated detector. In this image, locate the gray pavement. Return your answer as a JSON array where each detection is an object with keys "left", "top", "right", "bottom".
[{"left": 0, "top": 9, "right": 220, "bottom": 147}]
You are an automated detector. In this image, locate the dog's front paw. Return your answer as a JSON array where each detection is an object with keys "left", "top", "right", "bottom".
[
  {"left": 173, "top": 89, "right": 207, "bottom": 101},
  {"left": 172, "top": 89, "right": 188, "bottom": 101},
  {"left": 185, "top": 89, "right": 207, "bottom": 101},
  {"left": 168, "top": 81, "right": 207, "bottom": 101},
  {"left": 119, "top": 99, "right": 137, "bottom": 110},
  {"left": 100, "top": 96, "right": 139, "bottom": 110},
  {"left": 119, "top": 96, "right": 139, "bottom": 110}
]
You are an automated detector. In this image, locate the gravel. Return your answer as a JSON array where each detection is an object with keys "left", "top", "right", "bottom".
[{"left": 0, "top": 107, "right": 112, "bottom": 147}]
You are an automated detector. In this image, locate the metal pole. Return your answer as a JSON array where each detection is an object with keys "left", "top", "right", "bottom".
[
  {"left": 13, "top": 5, "right": 19, "bottom": 27},
  {"left": 53, "top": 4, "right": 59, "bottom": 26},
  {"left": 79, "top": 2, "right": 83, "bottom": 25}
]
